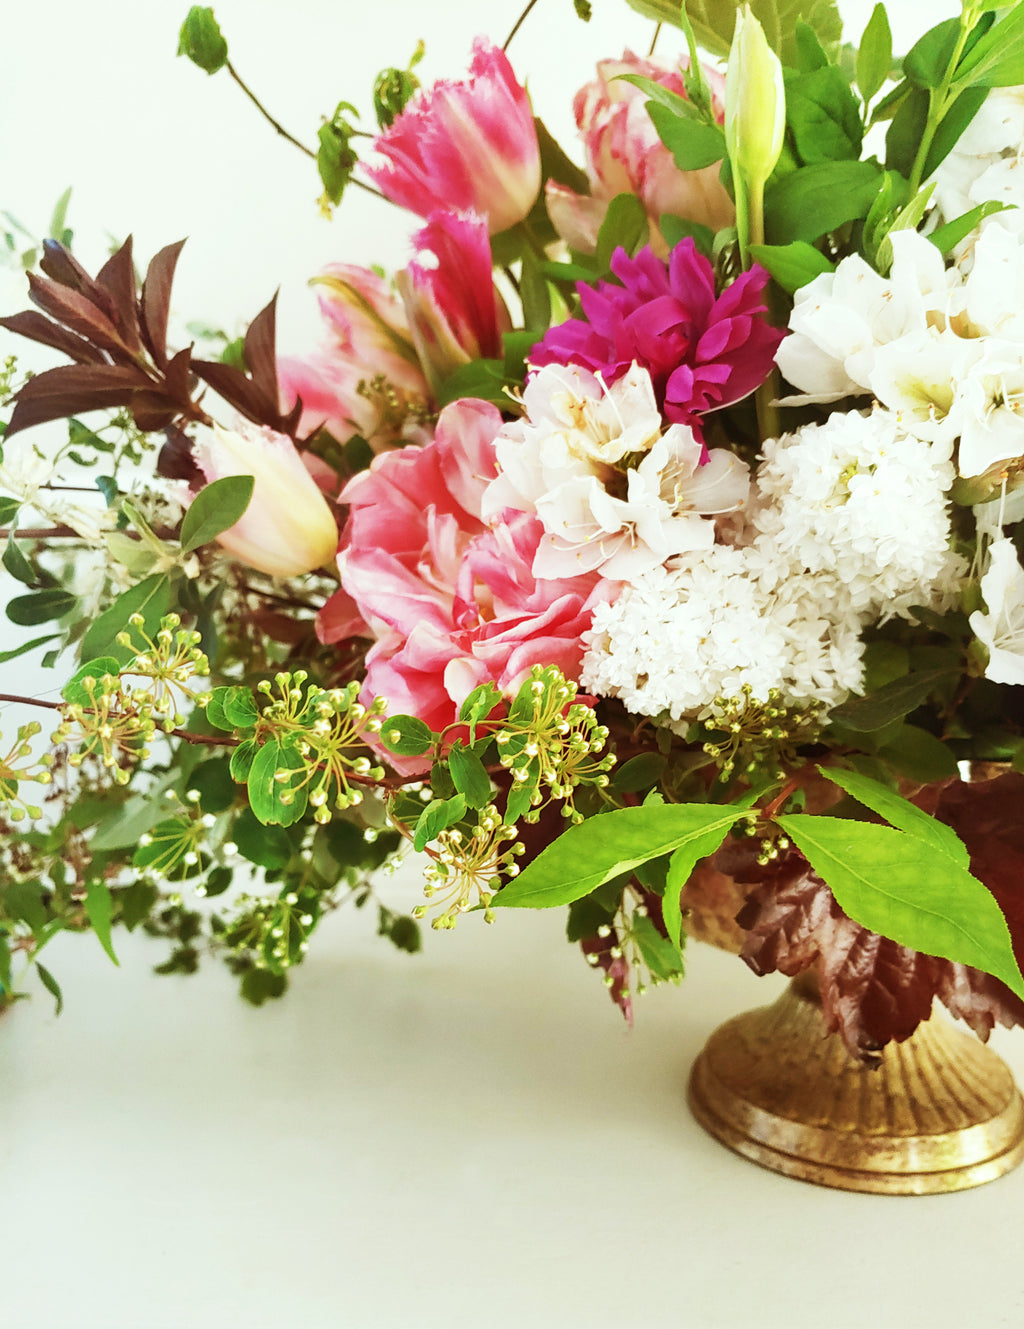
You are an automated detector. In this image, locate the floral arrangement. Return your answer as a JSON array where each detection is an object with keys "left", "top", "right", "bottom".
[{"left": 2, "top": 0, "right": 1024, "bottom": 1063}]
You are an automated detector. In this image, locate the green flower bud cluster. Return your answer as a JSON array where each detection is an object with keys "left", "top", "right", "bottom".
[{"left": 701, "top": 685, "right": 824, "bottom": 783}]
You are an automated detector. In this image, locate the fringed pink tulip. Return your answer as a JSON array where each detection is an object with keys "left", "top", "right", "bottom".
[
  {"left": 546, "top": 51, "right": 735, "bottom": 256},
  {"left": 192, "top": 421, "right": 339, "bottom": 578},
  {"left": 278, "top": 264, "right": 430, "bottom": 452},
  {"left": 397, "top": 211, "right": 509, "bottom": 392},
  {"left": 363, "top": 38, "right": 541, "bottom": 235}
]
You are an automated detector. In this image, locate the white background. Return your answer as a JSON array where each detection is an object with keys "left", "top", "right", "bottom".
[{"left": 9, "top": 4, "right": 1024, "bottom": 1329}]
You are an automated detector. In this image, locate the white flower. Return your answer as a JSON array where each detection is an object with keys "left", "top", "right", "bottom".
[
  {"left": 947, "top": 339, "right": 1024, "bottom": 477},
  {"left": 963, "top": 222, "right": 1024, "bottom": 341},
  {"left": 753, "top": 408, "right": 961, "bottom": 619},
  {"left": 868, "top": 328, "right": 980, "bottom": 456},
  {"left": 970, "top": 536, "right": 1024, "bottom": 684},
  {"left": 484, "top": 362, "right": 749, "bottom": 581}
]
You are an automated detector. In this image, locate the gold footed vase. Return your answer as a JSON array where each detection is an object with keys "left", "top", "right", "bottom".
[{"left": 688, "top": 970, "right": 1024, "bottom": 1194}]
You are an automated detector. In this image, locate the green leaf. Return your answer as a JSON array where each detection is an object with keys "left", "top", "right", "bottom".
[
  {"left": 240, "top": 967, "right": 287, "bottom": 1005},
  {"left": 245, "top": 738, "right": 308, "bottom": 826},
  {"left": 318, "top": 113, "right": 360, "bottom": 206},
  {"left": 535, "top": 116, "right": 591, "bottom": 195},
  {"left": 183, "top": 756, "right": 236, "bottom": 813},
  {"left": 610, "top": 753, "right": 667, "bottom": 794},
  {"left": 764, "top": 159, "right": 882, "bottom": 244},
  {"left": 90, "top": 780, "right": 176, "bottom": 850},
  {"left": 856, "top": 4, "right": 893, "bottom": 104},
  {"left": 5, "top": 881, "right": 47, "bottom": 931},
  {"left": 660, "top": 814, "right": 740, "bottom": 950},
  {"left": 494, "top": 803, "right": 744, "bottom": 910},
  {"left": 659, "top": 215, "right": 715, "bottom": 257},
  {"left": 35, "top": 961, "right": 64, "bottom": 1015},
  {"left": 631, "top": 912, "right": 684, "bottom": 982},
  {"left": 622, "top": 0, "right": 842, "bottom": 68},
  {"left": 413, "top": 794, "right": 468, "bottom": 852},
  {"left": 0, "top": 496, "right": 19, "bottom": 525},
  {"left": 776, "top": 814, "right": 1024, "bottom": 1000},
  {"left": 828, "top": 666, "right": 958, "bottom": 731},
  {"left": 3, "top": 533, "right": 37, "bottom": 585},
  {"left": 747, "top": 240, "right": 834, "bottom": 292},
  {"left": 903, "top": 17, "right": 961, "bottom": 89},
  {"left": 233, "top": 807, "right": 292, "bottom": 869},
  {"left": 436, "top": 358, "right": 506, "bottom": 409},
  {"left": 785, "top": 66, "right": 863, "bottom": 164},
  {"left": 458, "top": 681, "right": 502, "bottom": 739},
  {"left": 380, "top": 715, "right": 434, "bottom": 758},
  {"left": 222, "top": 687, "right": 258, "bottom": 728},
  {"left": 447, "top": 745, "right": 492, "bottom": 810},
  {"left": 596, "top": 193, "right": 650, "bottom": 272},
  {"left": 646, "top": 105, "right": 727, "bottom": 171},
  {"left": 80, "top": 574, "right": 171, "bottom": 663},
  {"left": 885, "top": 85, "right": 929, "bottom": 176},
  {"left": 0, "top": 632, "right": 58, "bottom": 664},
  {"left": 62, "top": 656, "right": 121, "bottom": 706},
  {"left": 6, "top": 588, "right": 77, "bottom": 626},
  {"left": 794, "top": 19, "right": 829, "bottom": 72},
  {"left": 229, "top": 737, "right": 257, "bottom": 783},
  {"left": 85, "top": 878, "right": 119, "bottom": 966},
  {"left": 874, "top": 181, "right": 936, "bottom": 274},
  {"left": 817, "top": 765, "right": 969, "bottom": 867},
  {"left": 953, "top": 4, "right": 1024, "bottom": 88},
  {"left": 177, "top": 6, "right": 228, "bottom": 74},
  {"left": 520, "top": 248, "right": 552, "bottom": 330},
  {"left": 179, "top": 475, "right": 254, "bottom": 554},
  {"left": 929, "top": 200, "right": 1013, "bottom": 255},
  {"left": 877, "top": 723, "right": 958, "bottom": 783}
]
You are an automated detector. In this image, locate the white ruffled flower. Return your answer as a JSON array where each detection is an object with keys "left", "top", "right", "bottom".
[
  {"left": 483, "top": 362, "right": 749, "bottom": 581},
  {"left": 776, "top": 231, "right": 957, "bottom": 404},
  {"left": 946, "top": 339, "right": 1024, "bottom": 477},
  {"left": 970, "top": 536, "right": 1024, "bottom": 684},
  {"left": 753, "top": 408, "right": 961, "bottom": 619}
]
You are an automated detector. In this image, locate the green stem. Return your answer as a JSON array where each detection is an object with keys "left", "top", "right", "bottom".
[
  {"left": 734, "top": 179, "right": 750, "bottom": 269},
  {"left": 907, "top": 18, "right": 972, "bottom": 194}
]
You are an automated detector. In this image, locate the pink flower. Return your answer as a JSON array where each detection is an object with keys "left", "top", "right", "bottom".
[
  {"left": 327, "top": 398, "right": 610, "bottom": 742},
  {"left": 278, "top": 264, "right": 430, "bottom": 452},
  {"left": 530, "top": 241, "right": 784, "bottom": 440},
  {"left": 546, "top": 51, "right": 734, "bottom": 256},
  {"left": 191, "top": 421, "right": 339, "bottom": 578},
  {"left": 397, "top": 211, "right": 509, "bottom": 392},
  {"left": 363, "top": 38, "right": 541, "bottom": 235}
]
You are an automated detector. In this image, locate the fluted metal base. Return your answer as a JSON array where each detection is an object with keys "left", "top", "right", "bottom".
[{"left": 688, "top": 973, "right": 1024, "bottom": 1194}]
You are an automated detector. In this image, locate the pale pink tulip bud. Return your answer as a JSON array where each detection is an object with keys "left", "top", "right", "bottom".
[
  {"left": 396, "top": 210, "right": 509, "bottom": 392},
  {"left": 363, "top": 38, "right": 541, "bottom": 235},
  {"left": 192, "top": 421, "right": 339, "bottom": 578},
  {"left": 547, "top": 51, "right": 734, "bottom": 256}
]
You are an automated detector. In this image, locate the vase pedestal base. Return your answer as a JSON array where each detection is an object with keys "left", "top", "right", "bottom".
[{"left": 687, "top": 973, "right": 1024, "bottom": 1194}]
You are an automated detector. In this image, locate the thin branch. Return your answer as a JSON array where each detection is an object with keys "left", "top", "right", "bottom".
[
  {"left": 227, "top": 60, "right": 317, "bottom": 159},
  {"left": 504, "top": 0, "right": 541, "bottom": 51}
]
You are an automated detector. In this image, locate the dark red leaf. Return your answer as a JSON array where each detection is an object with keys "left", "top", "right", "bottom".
[
  {"left": 5, "top": 363, "right": 153, "bottom": 438},
  {"left": 130, "top": 392, "right": 178, "bottom": 433},
  {"left": 28, "top": 273, "right": 129, "bottom": 356},
  {"left": 242, "top": 294, "right": 281, "bottom": 404},
  {"left": 39, "top": 239, "right": 102, "bottom": 298},
  {"left": 95, "top": 236, "right": 142, "bottom": 353},
  {"left": 192, "top": 358, "right": 280, "bottom": 429},
  {"left": 163, "top": 346, "right": 195, "bottom": 407},
  {"left": 140, "top": 239, "right": 186, "bottom": 367},
  {"left": 156, "top": 425, "right": 202, "bottom": 486},
  {"left": 0, "top": 310, "right": 106, "bottom": 365}
]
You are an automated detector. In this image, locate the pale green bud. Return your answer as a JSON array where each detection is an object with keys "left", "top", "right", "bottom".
[{"left": 725, "top": 5, "right": 786, "bottom": 189}]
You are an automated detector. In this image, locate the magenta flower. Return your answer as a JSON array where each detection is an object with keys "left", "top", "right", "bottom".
[
  {"left": 530, "top": 241, "right": 785, "bottom": 439},
  {"left": 322, "top": 398, "right": 610, "bottom": 755},
  {"left": 397, "top": 211, "right": 508, "bottom": 392},
  {"left": 363, "top": 38, "right": 541, "bottom": 235}
]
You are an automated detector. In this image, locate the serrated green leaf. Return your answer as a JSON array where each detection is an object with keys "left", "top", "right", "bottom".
[
  {"left": 829, "top": 667, "right": 958, "bottom": 731},
  {"left": 631, "top": 912, "right": 684, "bottom": 981},
  {"left": 661, "top": 816, "right": 739, "bottom": 950},
  {"left": 448, "top": 745, "right": 492, "bottom": 810},
  {"left": 764, "top": 159, "right": 882, "bottom": 244},
  {"left": 817, "top": 765, "right": 969, "bottom": 867},
  {"left": 877, "top": 723, "right": 958, "bottom": 783},
  {"left": 494, "top": 804, "right": 744, "bottom": 910},
  {"left": 85, "top": 878, "right": 119, "bottom": 966},
  {"left": 179, "top": 475, "right": 254, "bottom": 554},
  {"left": 776, "top": 814, "right": 1024, "bottom": 1000}
]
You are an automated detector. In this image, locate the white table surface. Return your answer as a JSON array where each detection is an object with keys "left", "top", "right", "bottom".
[{"left": 4, "top": 858, "right": 1024, "bottom": 1329}]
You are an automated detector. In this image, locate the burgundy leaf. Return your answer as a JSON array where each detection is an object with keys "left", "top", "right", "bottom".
[
  {"left": 140, "top": 239, "right": 186, "bottom": 367},
  {"left": 95, "top": 236, "right": 142, "bottom": 353},
  {"left": 192, "top": 357, "right": 280, "bottom": 429},
  {"left": 28, "top": 273, "right": 129, "bottom": 356},
  {"left": 157, "top": 425, "right": 202, "bottom": 486},
  {"left": 242, "top": 294, "right": 281, "bottom": 405},
  {"left": 5, "top": 363, "right": 153, "bottom": 438},
  {"left": 163, "top": 346, "right": 196, "bottom": 408},
  {"left": 39, "top": 239, "right": 102, "bottom": 298},
  {"left": 0, "top": 310, "right": 106, "bottom": 365},
  {"left": 130, "top": 392, "right": 179, "bottom": 433}
]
